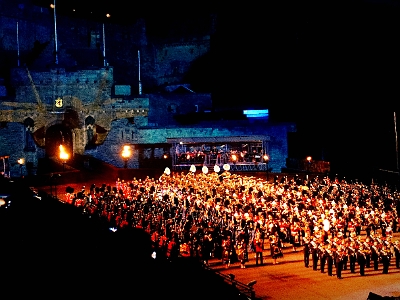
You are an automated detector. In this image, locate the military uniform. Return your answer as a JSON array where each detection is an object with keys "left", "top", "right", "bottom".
[
  {"left": 303, "top": 235, "right": 310, "bottom": 268},
  {"left": 335, "top": 247, "right": 345, "bottom": 279},
  {"left": 357, "top": 246, "right": 367, "bottom": 276},
  {"left": 254, "top": 229, "right": 264, "bottom": 266},
  {"left": 371, "top": 242, "right": 380, "bottom": 271},
  {"left": 326, "top": 246, "right": 334, "bottom": 276},
  {"left": 319, "top": 245, "right": 327, "bottom": 273},
  {"left": 311, "top": 239, "right": 319, "bottom": 270},
  {"left": 348, "top": 242, "right": 357, "bottom": 273},
  {"left": 380, "top": 246, "right": 392, "bottom": 274}
]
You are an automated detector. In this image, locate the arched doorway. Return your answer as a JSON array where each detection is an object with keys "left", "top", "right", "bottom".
[{"left": 45, "top": 124, "right": 73, "bottom": 159}]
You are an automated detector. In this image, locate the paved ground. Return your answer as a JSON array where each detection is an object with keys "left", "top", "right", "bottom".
[
  {"left": 32, "top": 170, "right": 400, "bottom": 300},
  {"left": 208, "top": 236, "right": 400, "bottom": 300}
]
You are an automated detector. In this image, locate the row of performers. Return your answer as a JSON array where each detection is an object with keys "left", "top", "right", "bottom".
[
  {"left": 304, "top": 234, "right": 400, "bottom": 277},
  {"left": 175, "top": 150, "right": 263, "bottom": 164}
]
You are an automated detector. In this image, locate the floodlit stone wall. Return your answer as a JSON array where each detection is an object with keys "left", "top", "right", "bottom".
[
  {"left": 0, "top": 1, "right": 212, "bottom": 91},
  {"left": 10, "top": 67, "right": 113, "bottom": 105}
]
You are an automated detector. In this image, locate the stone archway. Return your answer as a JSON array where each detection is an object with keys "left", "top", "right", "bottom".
[{"left": 45, "top": 124, "right": 73, "bottom": 159}]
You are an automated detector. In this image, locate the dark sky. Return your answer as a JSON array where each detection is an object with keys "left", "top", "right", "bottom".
[{"left": 31, "top": 0, "right": 400, "bottom": 181}]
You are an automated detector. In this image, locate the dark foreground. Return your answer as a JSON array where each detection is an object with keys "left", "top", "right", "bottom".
[{"left": 0, "top": 184, "right": 246, "bottom": 299}]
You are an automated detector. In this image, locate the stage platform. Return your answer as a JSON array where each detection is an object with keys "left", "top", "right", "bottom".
[{"left": 172, "top": 162, "right": 269, "bottom": 172}]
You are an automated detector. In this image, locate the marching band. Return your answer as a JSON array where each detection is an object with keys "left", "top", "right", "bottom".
[
  {"left": 305, "top": 229, "right": 396, "bottom": 277},
  {"left": 62, "top": 170, "right": 399, "bottom": 277}
]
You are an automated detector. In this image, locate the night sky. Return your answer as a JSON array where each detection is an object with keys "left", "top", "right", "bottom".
[{"left": 31, "top": 0, "right": 400, "bottom": 181}]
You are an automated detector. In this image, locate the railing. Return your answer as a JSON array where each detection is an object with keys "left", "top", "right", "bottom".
[{"left": 204, "top": 265, "right": 257, "bottom": 300}]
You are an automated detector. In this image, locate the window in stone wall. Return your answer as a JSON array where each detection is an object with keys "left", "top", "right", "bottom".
[
  {"left": 24, "top": 118, "right": 36, "bottom": 152},
  {"left": 86, "top": 125, "right": 95, "bottom": 149},
  {"left": 143, "top": 148, "right": 152, "bottom": 159},
  {"left": 90, "top": 30, "right": 101, "bottom": 48},
  {"left": 85, "top": 116, "right": 96, "bottom": 150},
  {"left": 167, "top": 104, "right": 177, "bottom": 113},
  {"left": 154, "top": 148, "right": 164, "bottom": 159}
]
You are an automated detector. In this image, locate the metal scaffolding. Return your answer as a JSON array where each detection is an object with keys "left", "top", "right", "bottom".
[{"left": 167, "top": 136, "right": 270, "bottom": 171}]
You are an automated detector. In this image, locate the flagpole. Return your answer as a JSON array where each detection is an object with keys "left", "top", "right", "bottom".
[
  {"left": 103, "top": 23, "right": 106, "bottom": 67},
  {"left": 17, "top": 21, "right": 20, "bottom": 67},
  {"left": 138, "top": 50, "right": 142, "bottom": 95},
  {"left": 53, "top": 0, "right": 58, "bottom": 65}
]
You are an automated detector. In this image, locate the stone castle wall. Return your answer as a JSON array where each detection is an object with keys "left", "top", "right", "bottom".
[
  {"left": 0, "top": 90, "right": 295, "bottom": 176},
  {"left": 147, "top": 93, "right": 212, "bottom": 127},
  {"left": 87, "top": 96, "right": 295, "bottom": 172},
  {"left": 11, "top": 67, "right": 113, "bottom": 104},
  {"left": 0, "top": 122, "right": 45, "bottom": 177},
  {"left": 0, "top": 1, "right": 212, "bottom": 91},
  {"left": 0, "top": 1, "right": 296, "bottom": 177}
]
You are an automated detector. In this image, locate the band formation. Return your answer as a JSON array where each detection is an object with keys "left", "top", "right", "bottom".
[{"left": 63, "top": 170, "right": 400, "bottom": 277}]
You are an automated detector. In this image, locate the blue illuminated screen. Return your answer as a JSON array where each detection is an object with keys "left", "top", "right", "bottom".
[{"left": 243, "top": 109, "right": 269, "bottom": 118}]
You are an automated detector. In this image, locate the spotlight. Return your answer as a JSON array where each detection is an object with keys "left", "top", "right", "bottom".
[{"left": 231, "top": 154, "right": 237, "bottom": 164}]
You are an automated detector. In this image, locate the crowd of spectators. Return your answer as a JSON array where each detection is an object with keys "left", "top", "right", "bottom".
[{"left": 63, "top": 168, "right": 400, "bottom": 276}]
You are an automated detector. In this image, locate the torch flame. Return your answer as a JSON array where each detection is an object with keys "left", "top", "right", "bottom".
[{"left": 59, "top": 145, "right": 69, "bottom": 161}]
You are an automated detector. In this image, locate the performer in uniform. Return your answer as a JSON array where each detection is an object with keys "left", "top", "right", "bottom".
[
  {"left": 335, "top": 245, "right": 345, "bottom": 279},
  {"left": 236, "top": 236, "right": 247, "bottom": 269},
  {"left": 357, "top": 244, "right": 367, "bottom": 276},
  {"left": 364, "top": 238, "right": 372, "bottom": 268},
  {"left": 371, "top": 241, "right": 380, "bottom": 271},
  {"left": 380, "top": 244, "right": 392, "bottom": 274},
  {"left": 290, "top": 221, "right": 302, "bottom": 252},
  {"left": 201, "top": 232, "right": 213, "bottom": 266},
  {"left": 222, "top": 235, "right": 232, "bottom": 268},
  {"left": 348, "top": 241, "right": 357, "bottom": 273},
  {"left": 310, "top": 238, "right": 319, "bottom": 271},
  {"left": 319, "top": 244, "right": 326, "bottom": 273},
  {"left": 166, "top": 236, "right": 179, "bottom": 262},
  {"left": 270, "top": 233, "right": 283, "bottom": 265},
  {"left": 254, "top": 227, "right": 264, "bottom": 266},
  {"left": 158, "top": 234, "right": 169, "bottom": 260},
  {"left": 326, "top": 244, "right": 334, "bottom": 277},
  {"left": 303, "top": 232, "right": 311, "bottom": 268}
]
